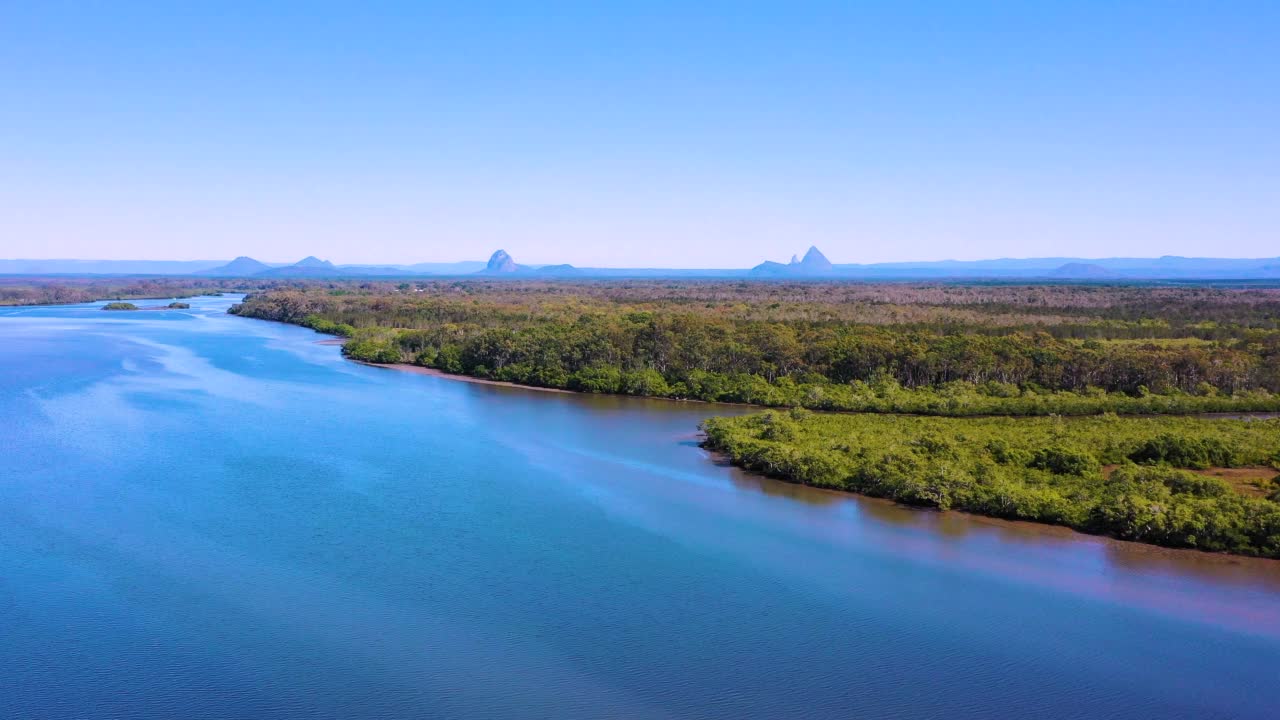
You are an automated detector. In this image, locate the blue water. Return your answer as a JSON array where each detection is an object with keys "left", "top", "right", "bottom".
[{"left": 2, "top": 296, "right": 1279, "bottom": 719}]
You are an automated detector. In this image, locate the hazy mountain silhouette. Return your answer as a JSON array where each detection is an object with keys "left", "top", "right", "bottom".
[
  {"left": 751, "top": 246, "right": 837, "bottom": 277},
  {"left": 202, "top": 256, "right": 271, "bottom": 276},
  {"left": 533, "top": 263, "right": 581, "bottom": 276},
  {"left": 258, "top": 257, "right": 345, "bottom": 277},
  {"left": 9, "top": 251, "right": 1280, "bottom": 280},
  {"left": 474, "top": 250, "right": 528, "bottom": 275},
  {"left": 403, "top": 261, "right": 487, "bottom": 275},
  {"left": 1049, "top": 262, "right": 1118, "bottom": 279},
  {"left": 798, "top": 246, "right": 833, "bottom": 272}
]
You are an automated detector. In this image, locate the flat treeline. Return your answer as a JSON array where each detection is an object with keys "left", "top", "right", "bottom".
[
  {"left": 703, "top": 411, "right": 1280, "bottom": 557},
  {"left": 0, "top": 277, "right": 248, "bottom": 306},
  {"left": 229, "top": 279, "right": 1280, "bottom": 415}
]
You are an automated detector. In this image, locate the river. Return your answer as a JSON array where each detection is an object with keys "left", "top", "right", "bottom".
[{"left": 2, "top": 295, "right": 1278, "bottom": 719}]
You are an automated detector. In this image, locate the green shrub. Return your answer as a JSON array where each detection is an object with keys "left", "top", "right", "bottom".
[
  {"left": 986, "top": 439, "right": 1031, "bottom": 466},
  {"left": 1029, "top": 446, "right": 1099, "bottom": 476},
  {"left": 343, "top": 335, "right": 401, "bottom": 363},
  {"left": 1160, "top": 470, "right": 1230, "bottom": 498},
  {"left": 758, "top": 412, "right": 800, "bottom": 442},
  {"left": 1129, "top": 434, "right": 1233, "bottom": 469},
  {"left": 569, "top": 365, "right": 623, "bottom": 394}
]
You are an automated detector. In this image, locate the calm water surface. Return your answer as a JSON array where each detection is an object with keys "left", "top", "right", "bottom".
[{"left": 2, "top": 296, "right": 1279, "bottom": 719}]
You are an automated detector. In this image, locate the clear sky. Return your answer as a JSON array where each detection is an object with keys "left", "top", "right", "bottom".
[{"left": 1, "top": 1, "right": 1276, "bottom": 267}]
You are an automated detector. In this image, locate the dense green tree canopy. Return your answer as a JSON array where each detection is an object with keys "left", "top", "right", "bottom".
[{"left": 230, "top": 279, "right": 1280, "bottom": 415}]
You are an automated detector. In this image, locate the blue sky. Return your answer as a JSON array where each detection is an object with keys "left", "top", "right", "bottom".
[{"left": 1, "top": 1, "right": 1276, "bottom": 266}]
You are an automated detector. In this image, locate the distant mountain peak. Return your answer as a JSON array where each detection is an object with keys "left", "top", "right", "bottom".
[
  {"left": 800, "top": 246, "right": 832, "bottom": 270},
  {"left": 535, "top": 263, "right": 581, "bottom": 276},
  {"left": 253, "top": 255, "right": 343, "bottom": 277},
  {"left": 1050, "top": 262, "right": 1117, "bottom": 279},
  {"left": 199, "top": 255, "right": 270, "bottom": 276},
  {"left": 484, "top": 249, "right": 519, "bottom": 273},
  {"left": 750, "top": 246, "right": 837, "bottom": 277}
]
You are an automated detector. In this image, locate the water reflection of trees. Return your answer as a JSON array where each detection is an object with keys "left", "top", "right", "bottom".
[
  {"left": 726, "top": 463, "right": 1280, "bottom": 589},
  {"left": 726, "top": 468, "right": 843, "bottom": 506}
]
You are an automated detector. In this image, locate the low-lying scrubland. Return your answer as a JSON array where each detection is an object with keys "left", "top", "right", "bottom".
[{"left": 703, "top": 411, "right": 1280, "bottom": 556}]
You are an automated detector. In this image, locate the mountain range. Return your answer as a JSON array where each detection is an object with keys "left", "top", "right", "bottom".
[
  {"left": 4, "top": 250, "right": 1280, "bottom": 281},
  {"left": 203, "top": 256, "right": 271, "bottom": 276}
]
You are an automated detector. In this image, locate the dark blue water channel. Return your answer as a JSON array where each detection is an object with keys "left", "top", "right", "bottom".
[{"left": 2, "top": 295, "right": 1279, "bottom": 719}]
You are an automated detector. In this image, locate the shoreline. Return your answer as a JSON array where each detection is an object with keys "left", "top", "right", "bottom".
[
  {"left": 323, "top": 336, "right": 738, "bottom": 405},
  {"left": 292, "top": 318, "right": 1280, "bottom": 567},
  {"left": 355, "top": 361, "right": 578, "bottom": 394},
  {"left": 351, "top": 349, "right": 1280, "bottom": 564},
  {"left": 700, "top": 446, "right": 1280, "bottom": 568},
  {"left": 349, "top": 354, "right": 1280, "bottom": 419},
  {"left": 0, "top": 291, "right": 235, "bottom": 310},
  {"left": 303, "top": 326, "right": 1280, "bottom": 420}
]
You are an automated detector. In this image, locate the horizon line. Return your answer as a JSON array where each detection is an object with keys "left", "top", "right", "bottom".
[{"left": 5, "top": 252, "right": 1280, "bottom": 269}]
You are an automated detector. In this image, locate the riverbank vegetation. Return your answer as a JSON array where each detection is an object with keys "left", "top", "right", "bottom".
[
  {"left": 703, "top": 411, "right": 1280, "bottom": 556},
  {"left": 229, "top": 279, "right": 1280, "bottom": 416},
  {"left": 0, "top": 277, "right": 252, "bottom": 307},
  {"left": 221, "top": 278, "right": 1280, "bottom": 555}
]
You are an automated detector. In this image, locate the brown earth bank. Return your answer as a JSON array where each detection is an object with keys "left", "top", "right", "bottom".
[
  {"left": 1202, "top": 467, "right": 1280, "bottom": 497},
  {"left": 1102, "top": 464, "right": 1278, "bottom": 498},
  {"left": 356, "top": 361, "right": 577, "bottom": 394}
]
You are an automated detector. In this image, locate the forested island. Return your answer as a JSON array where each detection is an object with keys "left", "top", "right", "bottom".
[{"left": 102, "top": 302, "right": 139, "bottom": 311}]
